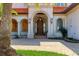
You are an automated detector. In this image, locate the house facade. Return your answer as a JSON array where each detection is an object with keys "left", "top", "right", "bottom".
[{"left": 11, "top": 3, "right": 79, "bottom": 40}]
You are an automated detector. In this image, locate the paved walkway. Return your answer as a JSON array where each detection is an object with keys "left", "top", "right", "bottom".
[{"left": 11, "top": 39, "right": 79, "bottom": 56}]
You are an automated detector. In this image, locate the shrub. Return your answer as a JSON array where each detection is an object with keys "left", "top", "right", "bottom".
[{"left": 58, "top": 27, "right": 67, "bottom": 38}]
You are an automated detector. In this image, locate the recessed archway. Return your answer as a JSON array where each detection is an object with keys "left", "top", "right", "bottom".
[
  {"left": 33, "top": 13, "right": 48, "bottom": 36},
  {"left": 12, "top": 19, "right": 18, "bottom": 32},
  {"left": 21, "top": 19, "right": 28, "bottom": 32},
  {"left": 57, "top": 18, "right": 63, "bottom": 30}
]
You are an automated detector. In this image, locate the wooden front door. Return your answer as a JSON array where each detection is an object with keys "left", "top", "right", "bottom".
[{"left": 37, "top": 19, "right": 43, "bottom": 35}]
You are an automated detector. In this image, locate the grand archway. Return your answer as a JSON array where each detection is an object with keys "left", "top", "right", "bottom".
[
  {"left": 33, "top": 13, "right": 48, "bottom": 36},
  {"left": 37, "top": 17, "right": 43, "bottom": 35}
]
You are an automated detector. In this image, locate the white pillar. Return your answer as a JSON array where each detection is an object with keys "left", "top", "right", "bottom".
[
  {"left": 47, "top": 18, "right": 54, "bottom": 38},
  {"left": 18, "top": 22, "right": 21, "bottom": 37},
  {"left": 27, "top": 18, "right": 34, "bottom": 38}
]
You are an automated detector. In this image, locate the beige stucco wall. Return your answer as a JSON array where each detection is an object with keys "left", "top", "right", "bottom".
[
  {"left": 53, "top": 14, "right": 67, "bottom": 37},
  {"left": 53, "top": 5, "right": 79, "bottom": 40},
  {"left": 66, "top": 6, "right": 79, "bottom": 40}
]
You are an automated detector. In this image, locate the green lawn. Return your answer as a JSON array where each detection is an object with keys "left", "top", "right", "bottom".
[{"left": 16, "top": 50, "right": 67, "bottom": 56}]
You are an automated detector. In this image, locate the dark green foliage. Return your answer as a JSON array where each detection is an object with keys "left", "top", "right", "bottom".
[{"left": 58, "top": 27, "right": 67, "bottom": 38}]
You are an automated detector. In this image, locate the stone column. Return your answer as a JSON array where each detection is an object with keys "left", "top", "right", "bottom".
[
  {"left": 27, "top": 18, "right": 34, "bottom": 38},
  {"left": 47, "top": 18, "right": 54, "bottom": 38},
  {"left": 18, "top": 22, "right": 21, "bottom": 37},
  {"left": 0, "top": 3, "right": 16, "bottom": 56}
]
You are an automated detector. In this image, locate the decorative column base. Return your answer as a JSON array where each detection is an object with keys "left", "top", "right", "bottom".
[
  {"left": 27, "top": 33, "right": 34, "bottom": 39},
  {"left": 47, "top": 32, "right": 53, "bottom": 38}
]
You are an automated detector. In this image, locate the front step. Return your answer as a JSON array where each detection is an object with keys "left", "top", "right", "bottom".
[
  {"left": 11, "top": 35, "right": 27, "bottom": 39},
  {"left": 34, "top": 35, "right": 47, "bottom": 39},
  {"left": 19, "top": 35, "right": 27, "bottom": 38}
]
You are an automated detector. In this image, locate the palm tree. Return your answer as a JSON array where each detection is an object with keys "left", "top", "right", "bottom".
[{"left": 0, "top": 3, "right": 16, "bottom": 56}]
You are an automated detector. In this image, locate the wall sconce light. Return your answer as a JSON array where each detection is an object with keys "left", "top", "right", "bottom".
[{"left": 28, "top": 18, "right": 31, "bottom": 23}]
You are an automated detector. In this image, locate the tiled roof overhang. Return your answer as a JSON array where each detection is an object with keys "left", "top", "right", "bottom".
[
  {"left": 53, "top": 3, "right": 79, "bottom": 14},
  {"left": 53, "top": 6, "right": 65, "bottom": 13},
  {"left": 12, "top": 8, "right": 28, "bottom": 14},
  {"left": 12, "top": 3, "right": 79, "bottom": 14}
]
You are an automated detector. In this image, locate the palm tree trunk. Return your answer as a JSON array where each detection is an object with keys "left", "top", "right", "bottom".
[{"left": 0, "top": 3, "right": 16, "bottom": 56}]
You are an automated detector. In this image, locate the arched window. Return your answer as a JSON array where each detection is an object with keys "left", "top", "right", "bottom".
[
  {"left": 21, "top": 19, "right": 28, "bottom": 32},
  {"left": 12, "top": 19, "right": 17, "bottom": 32},
  {"left": 57, "top": 18, "right": 63, "bottom": 30}
]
